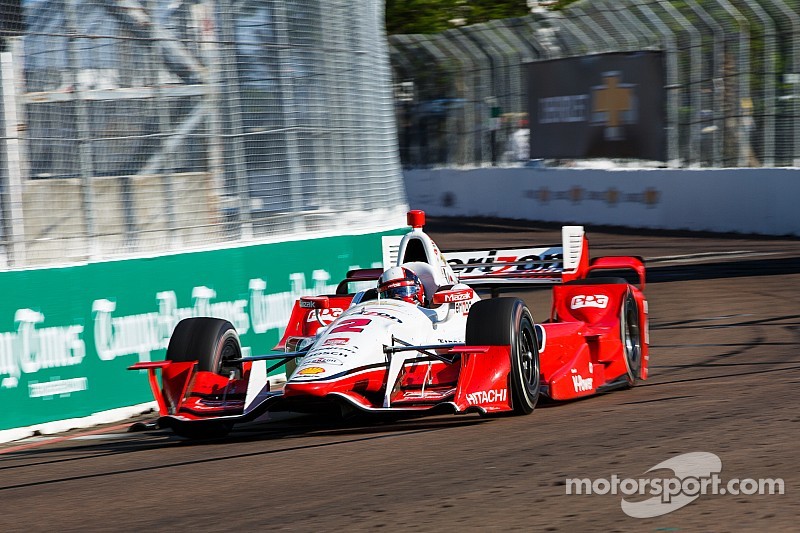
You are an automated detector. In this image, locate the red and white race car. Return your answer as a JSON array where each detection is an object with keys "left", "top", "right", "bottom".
[{"left": 130, "top": 211, "right": 649, "bottom": 438}]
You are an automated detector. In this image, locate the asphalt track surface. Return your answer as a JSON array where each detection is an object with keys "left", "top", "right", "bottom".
[{"left": 2, "top": 218, "right": 798, "bottom": 531}]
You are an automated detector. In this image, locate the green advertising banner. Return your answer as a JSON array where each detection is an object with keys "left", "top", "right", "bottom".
[{"left": 1, "top": 229, "right": 403, "bottom": 432}]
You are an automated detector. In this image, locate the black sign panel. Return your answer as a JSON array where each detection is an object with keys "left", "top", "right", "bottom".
[{"left": 526, "top": 52, "right": 665, "bottom": 161}]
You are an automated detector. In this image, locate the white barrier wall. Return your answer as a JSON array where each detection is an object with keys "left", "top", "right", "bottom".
[{"left": 405, "top": 167, "right": 800, "bottom": 236}]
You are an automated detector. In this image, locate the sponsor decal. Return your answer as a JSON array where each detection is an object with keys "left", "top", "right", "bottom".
[
  {"left": 524, "top": 187, "right": 661, "bottom": 207},
  {"left": 29, "top": 377, "right": 88, "bottom": 398},
  {"left": 441, "top": 290, "right": 472, "bottom": 303},
  {"left": 537, "top": 72, "right": 637, "bottom": 142},
  {"left": 297, "top": 366, "right": 326, "bottom": 375},
  {"left": 303, "top": 356, "right": 343, "bottom": 366},
  {"left": 455, "top": 300, "right": 472, "bottom": 316},
  {"left": 310, "top": 347, "right": 358, "bottom": 357},
  {"left": 305, "top": 307, "right": 344, "bottom": 325},
  {"left": 359, "top": 310, "right": 403, "bottom": 323},
  {"left": 92, "top": 287, "right": 249, "bottom": 362},
  {"left": 465, "top": 388, "right": 507, "bottom": 405},
  {"left": 0, "top": 309, "right": 86, "bottom": 391},
  {"left": 570, "top": 294, "right": 609, "bottom": 310},
  {"left": 330, "top": 318, "right": 372, "bottom": 334},
  {"left": 447, "top": 248, "right": 563, "bottom": 275},
  {"left": 323, "top": 337, "right": 350, "bottom": 346},
  {"left": 571, "top": 368, "right": 593, "bottom": 392},
  {"left": 592, "top": 72, "right": 636, "bottom": 141}
]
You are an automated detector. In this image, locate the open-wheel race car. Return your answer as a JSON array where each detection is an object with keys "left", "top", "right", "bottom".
[{"left": 130, "top": 210, "right": 649, "bottom": 438}]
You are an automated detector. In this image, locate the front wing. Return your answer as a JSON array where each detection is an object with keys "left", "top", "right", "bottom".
[{"left": 128, "top": 344, "right": 517, "bottom": 427}]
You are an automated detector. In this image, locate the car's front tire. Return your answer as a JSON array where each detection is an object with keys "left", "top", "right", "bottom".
[
  {"left": 167, "top": 317, "right": 243, "bottom": 378},
  {"left": 466, "top": 298, "right": 540, "bottom": 415},
  {"left": 164, "top": 318, "right": 242, "bottom": 439}
]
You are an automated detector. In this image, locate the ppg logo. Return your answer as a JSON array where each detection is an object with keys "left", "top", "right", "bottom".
[{"left": 570, "top": 294, "right": 609, "bottom": 309}]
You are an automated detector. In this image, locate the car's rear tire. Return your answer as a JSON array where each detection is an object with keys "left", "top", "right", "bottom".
[
  {"left": 165, "top": 318, "right": 242, "bottom": 439},
  {"left": 620, "top": 292, "right": 642, "bottom": 387},
  {"left": 466, "top": 298, "right": 540, "bottom": 415}
]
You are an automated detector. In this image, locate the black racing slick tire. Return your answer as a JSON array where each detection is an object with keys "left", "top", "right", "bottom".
[
  {"left": 166, "top": 317, "right": 243, "bottom": 378},
  {"left": 165, "top": 318, "right": 242, "bottom": 439},
  {"left": 466, "top": 298, "right": 540, "bottom": 415},
  {"left": 620, "top": 292, "right": 643, "bottom": 387}
]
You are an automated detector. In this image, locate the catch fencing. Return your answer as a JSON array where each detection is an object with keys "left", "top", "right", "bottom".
[
  {"left": 0, "top": 0, "right": 405, "bottom": 269},
  {"left": 388, "top": 0, "right": 800, "bottom": 169}
]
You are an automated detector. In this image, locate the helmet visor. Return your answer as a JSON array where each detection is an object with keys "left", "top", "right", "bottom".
[{"left": 380, "top": 284, "right": 418, "bottom": 301}]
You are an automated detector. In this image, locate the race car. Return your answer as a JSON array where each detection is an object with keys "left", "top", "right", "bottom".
[{"left": 130, "top": 210, "right": 649, "bottom": 438}]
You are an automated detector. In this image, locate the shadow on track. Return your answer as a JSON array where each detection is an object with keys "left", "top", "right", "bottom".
[
  {"left": 0, "top": 414, "right": 490, "bottom": 483},
  {"left": 649, "top": 256, "right": 800, "bottom": 284}
]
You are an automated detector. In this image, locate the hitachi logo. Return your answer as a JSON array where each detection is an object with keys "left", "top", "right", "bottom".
[{"left": 465, "top": 388, "right": 507, "bottom": 405}]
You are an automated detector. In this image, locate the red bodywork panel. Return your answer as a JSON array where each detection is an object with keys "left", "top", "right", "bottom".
[
  {"left": 588, "top": 256, "right": 646, "bottom": 289},
  {"left": 538, "top": 280, "right": 649, "bottom": 400},
  {"left": 129, "top": 360, "right": 255, "bottom": 420},
  {"left": 276, "top": 295, "right": 355, "bottom": 350}
]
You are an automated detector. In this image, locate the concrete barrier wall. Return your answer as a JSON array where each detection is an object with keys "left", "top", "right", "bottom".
[
  {"left": 0, "top": 224, "right": 405, "bottom": 442},
  {"left": 405, "top": 167, "right": 800, "bottom": 236},
  {"left": 22, "top": 173, "right": 222, "bottom": 266}
]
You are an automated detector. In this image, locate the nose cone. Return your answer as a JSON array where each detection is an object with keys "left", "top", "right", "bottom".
[{"left": 283, "top": 380, "right": 335, "bottom": 398}]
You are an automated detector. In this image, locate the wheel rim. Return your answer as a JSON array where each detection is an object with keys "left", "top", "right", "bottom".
[
  {"left": 519, "top": 318, "right": 540, "bottom": 394},
  {"left": 217, "top": 334, "right": 242, "bottom": 377},
  {"left": 623, "top": 300, "right": 641, "bottom": 376}
]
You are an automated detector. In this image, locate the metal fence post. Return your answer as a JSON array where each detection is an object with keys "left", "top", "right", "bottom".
[
  {"left": 66, "top": 0, "right": 97, "bottom": 258},
  {"left": 1, "top": 48, "right": 25, "bottom": 267},
  {"left": 655, "top": 0, "right": 702, "bottom": 166},
  {"left": 630, "top": 0, "right": 679, "bottom": 165}
]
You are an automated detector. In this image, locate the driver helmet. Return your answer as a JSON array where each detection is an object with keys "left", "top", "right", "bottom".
[{"left": 378, "top": 266, "right": 425, "bottom": 306}]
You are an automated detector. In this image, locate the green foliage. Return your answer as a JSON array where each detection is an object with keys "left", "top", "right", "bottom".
[
  {"left": 385, "top": 0, "right": 530, "bottom": 35},
  {"left": 550, "top": 0, "right": 581, "bottom": 10}
]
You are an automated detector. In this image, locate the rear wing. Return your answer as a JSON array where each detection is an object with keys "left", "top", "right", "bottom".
[
  {"left": 441, "top": 226, "right": 589, "bottom": 286},
  {"left": 382, "top": 212, "right": 645, "bottom": 289}
]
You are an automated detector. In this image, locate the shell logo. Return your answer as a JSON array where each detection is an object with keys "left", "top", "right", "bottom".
[{"left": 297, "top": 366, "right": 326, "bottom": 375}]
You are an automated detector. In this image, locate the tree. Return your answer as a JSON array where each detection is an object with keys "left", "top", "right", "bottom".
[{"left": 385, "top": 0, "right": 531, "bottom": 35}]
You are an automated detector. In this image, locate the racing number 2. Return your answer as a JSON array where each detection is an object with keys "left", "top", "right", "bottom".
[{"left": 330, "top": 318, "right": 371, "bottom": 334}]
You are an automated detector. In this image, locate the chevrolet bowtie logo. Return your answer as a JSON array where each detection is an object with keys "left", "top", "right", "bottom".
[{"left": 592, "top": 72, "right": 636, "bottom": 140}]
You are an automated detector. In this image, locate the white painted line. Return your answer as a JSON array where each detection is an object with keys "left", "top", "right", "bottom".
[{"left": 647, "top": 251, "right": 780, "bottom": 265}]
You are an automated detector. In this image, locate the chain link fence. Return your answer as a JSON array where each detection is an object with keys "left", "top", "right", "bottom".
[
  {"left": 389, "top": 0, "right": 800, "bottom": 169},
  {"left": 0, "top": 0, "right": 405, "bottom": 269}
]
